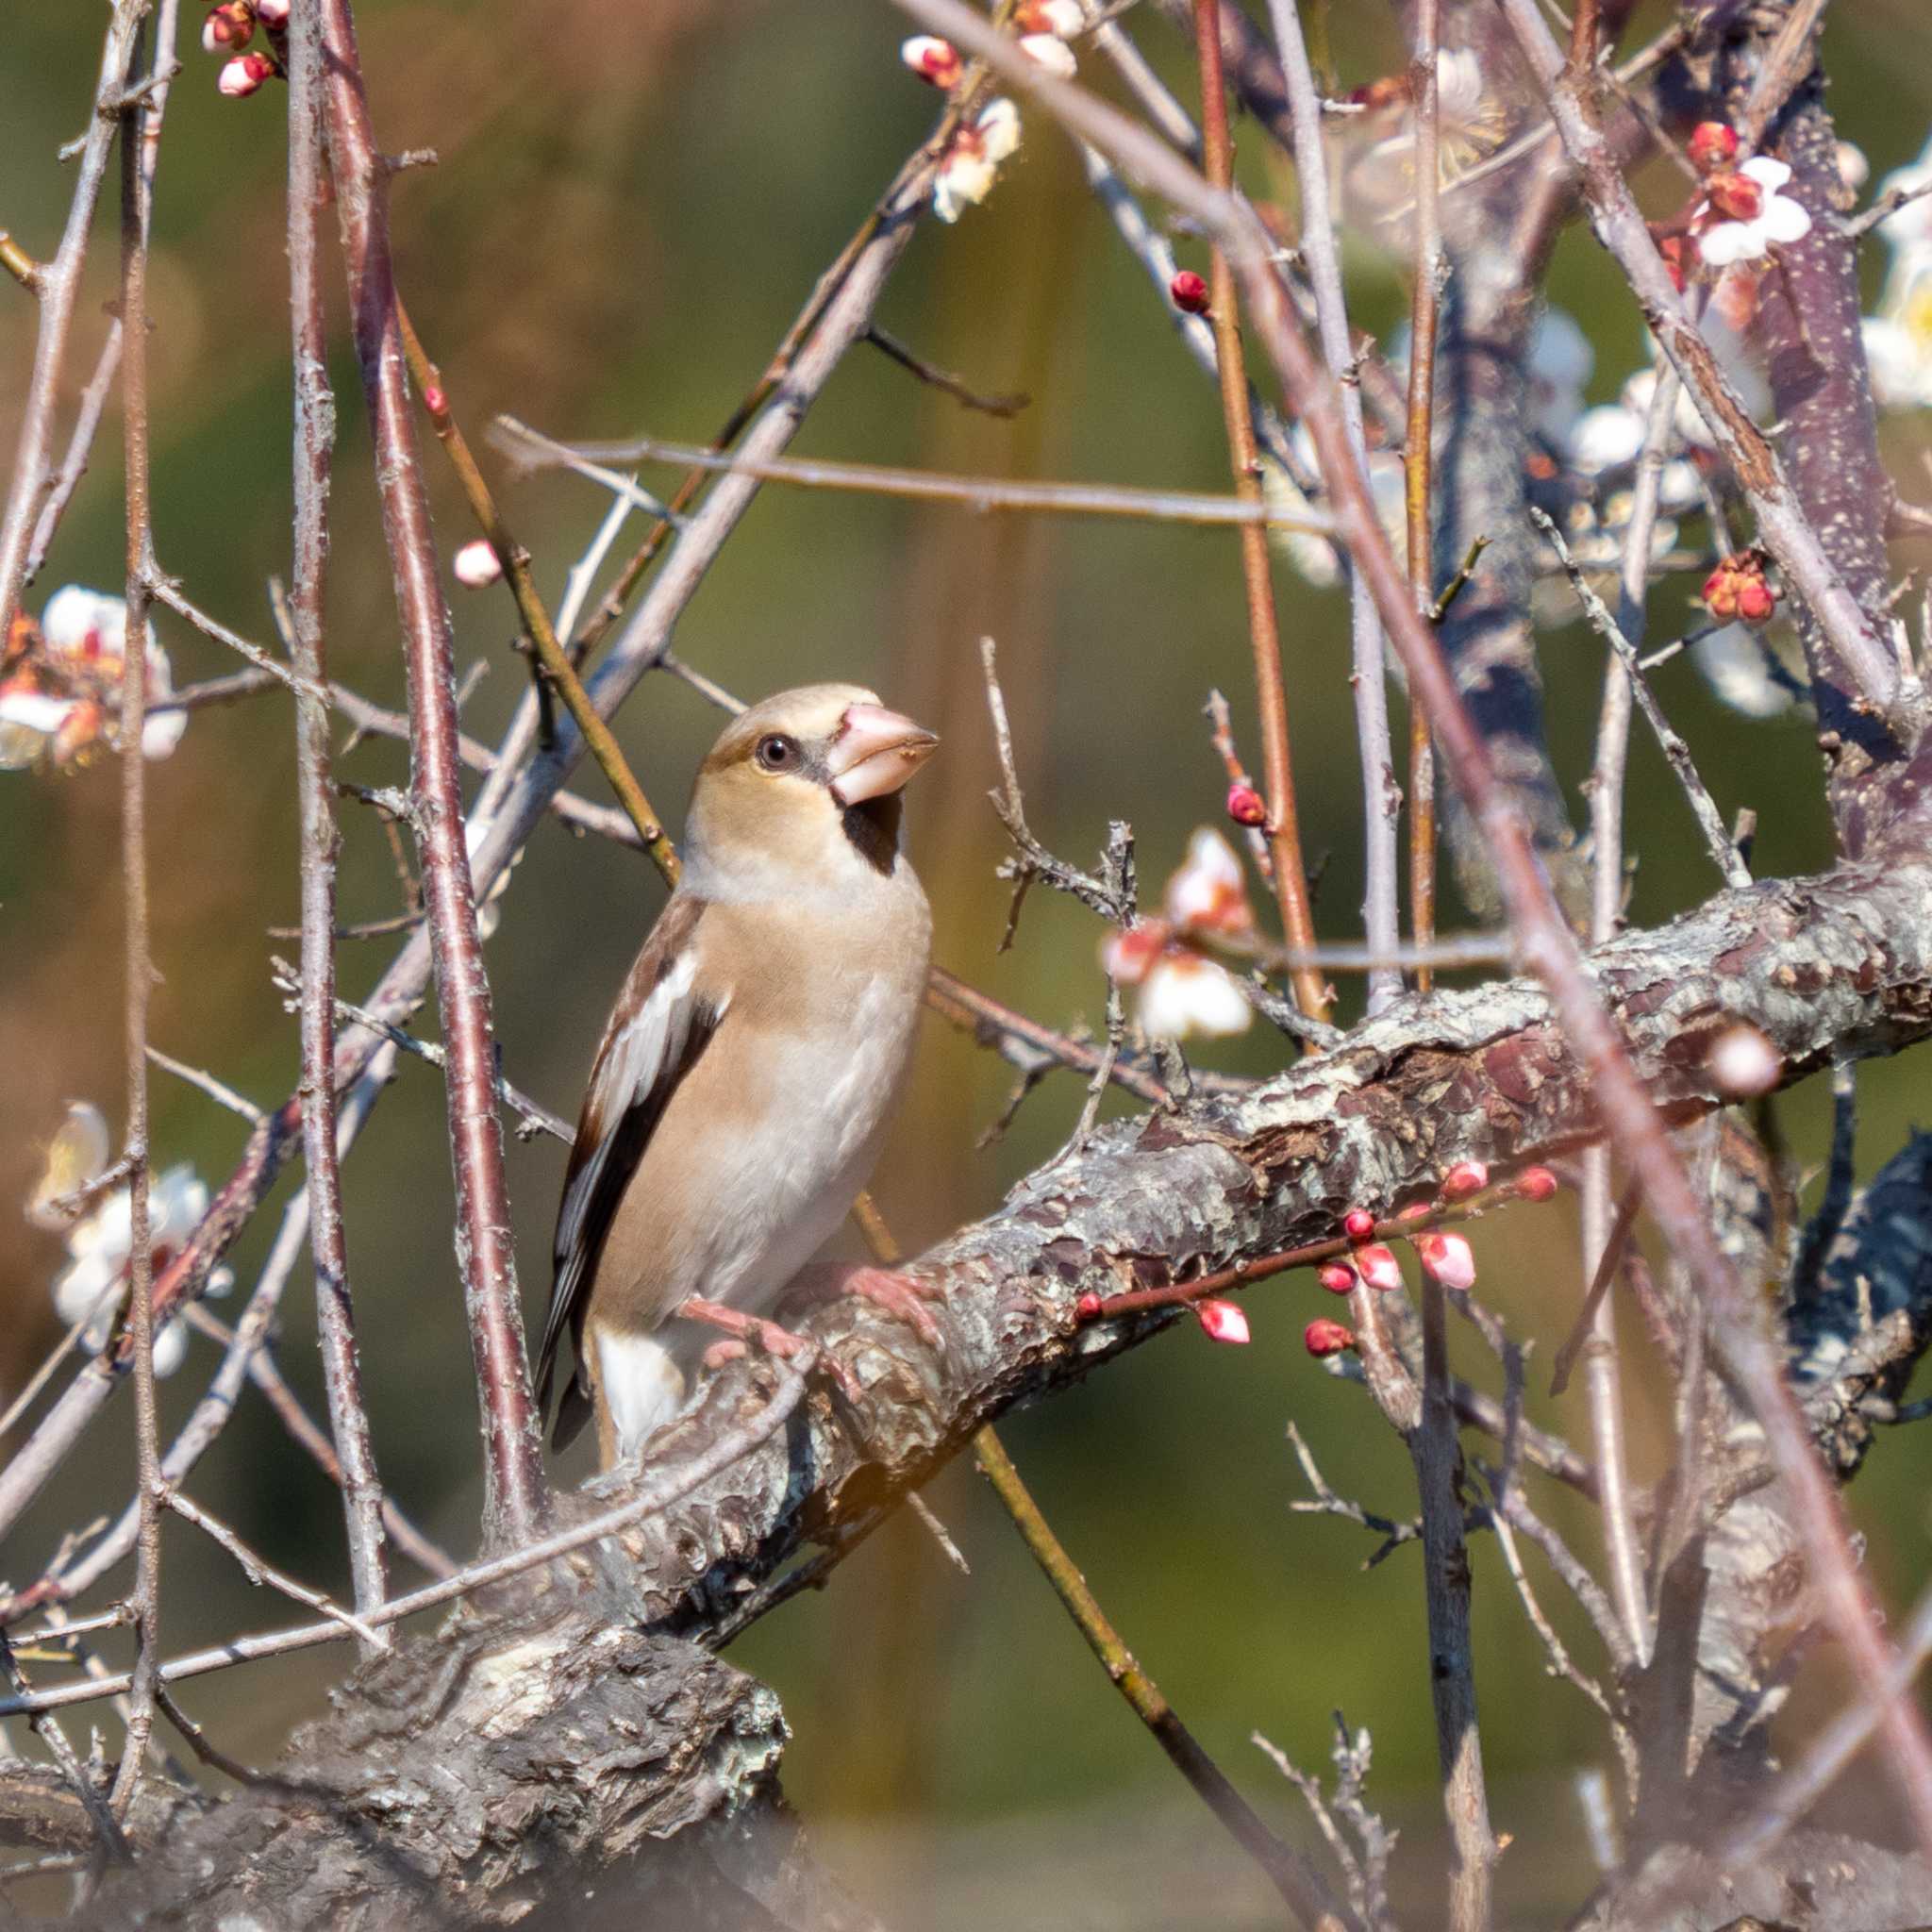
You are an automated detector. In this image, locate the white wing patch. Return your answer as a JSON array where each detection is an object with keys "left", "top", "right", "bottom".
[{"left": 553, "top": 947, "right": 706, "bottom": 1278}]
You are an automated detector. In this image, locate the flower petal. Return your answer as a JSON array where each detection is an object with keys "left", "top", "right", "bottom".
[
  {"left": 1741, "top": 157, "right": 1792, "bottom": 192},
  {"left": 1696, "top": 221, "right": 1764, "bottom": 268},
  {"left": 1758, "top": 193, "right": 1813, "bottom": 246}
]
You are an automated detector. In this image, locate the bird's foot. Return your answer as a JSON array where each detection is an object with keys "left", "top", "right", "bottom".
[
  {"left": 678, "top": 1297, "right": 864, "bottom": 1406},
  {"left": 779, "top": 1262, "right": 944, "bottom": 1346}
]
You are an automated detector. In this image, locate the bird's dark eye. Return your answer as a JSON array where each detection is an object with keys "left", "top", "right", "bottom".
[{"left": 755, "top": 733, "right": 800, "bottom": 773}]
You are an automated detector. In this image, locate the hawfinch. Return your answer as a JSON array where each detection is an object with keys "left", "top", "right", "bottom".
[{"left": 535, "top": 685, "right": 938, "bottom": 1467}]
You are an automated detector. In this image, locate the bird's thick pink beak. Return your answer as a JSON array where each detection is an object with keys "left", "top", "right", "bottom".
[{"left": 825, "top": 703, "right": 939, "bottom": 807}]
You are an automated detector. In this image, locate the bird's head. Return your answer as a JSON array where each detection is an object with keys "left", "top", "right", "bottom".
[{"left": 684, "top": 683, "right": 938, "bottom": 898}]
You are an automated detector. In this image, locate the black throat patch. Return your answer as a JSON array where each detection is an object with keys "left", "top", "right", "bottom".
[{"left": 841, "top": 792, "right": 902, "bottom": 875}]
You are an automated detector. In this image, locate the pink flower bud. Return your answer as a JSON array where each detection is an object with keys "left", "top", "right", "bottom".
[
  {"left": 1305, "top": 1317, "right": 1356, "bottom": 1357},
  {"left": 1517, "top": 1166, "right": 1558, "bottom": 1202},
  {"left": 1317, "top": 1261, "right": 1357, "bottom": 1295},
  {"left": 1708, "top": 1022, "right": 1780, "bottom": 1098},
  {"left": 1342, "top": 1208, "right": 1375, "bottom": 1242},
  {"left": 1736, "top": 577, "right": 1776, "bottom": 624},
  {"left": 254, "top": 0, "right": 289, "bottom": 24},
  {"left": 218, "top": 51, "right": 275, "bottom": 97},
  {"left": 422, "top": 384, "right": 448, "bottom": 417},
  {"left": 203, "top": 4, "right": 254, "bottom": 54},
  {"left": 1441, "top": 1159, "right": 1489, "bottom": 1200},
  {"left": 1197, "top": 1298, "right": 1251, "bottom": 1344},
  {"left": 1688, "top": 122, "right": 1739, "bottom": 172},
  {"left": 1356, "top": 1243, "right": 1403, "bottom": 1292},
  {"left": 1706, "top": 171, "right": 1765, "bottom": 223},
  {"left": 1074, "top": 1291, "right": 1102, "bottom": 1320},
  {"left": 1415, "top": 1230, "right": 1476, "bottom": 1291},
  {"left": 453, "top": 539, "right": 504, "bottom": 588},
  {"left": 901, "top": 35, "right": 963, "bottom": 89},
  {"left": 1170, "top": 269, "right": 1210, "bottom": 315},
  {"left": 1225, "top": 781, "right": 1267, "bottom": 827},
  {"left": 1397, "top": 1202, "right": 1432, "bottom": 1223}
]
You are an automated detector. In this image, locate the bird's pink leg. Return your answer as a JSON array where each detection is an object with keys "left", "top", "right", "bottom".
[
  {"left": 677, "top": 1297, "right": 864, "bottom": 1405},
  {"left": 778, "top": 1262, "right": 943, "bottom": 1345}
]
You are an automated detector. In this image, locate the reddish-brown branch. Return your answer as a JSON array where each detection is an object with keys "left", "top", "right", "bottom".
[
  {"left": 1191, "top": 0, "right": 1329, "bottom": 1028},
  {"left": 317, "top": 0, "right": 546, "bottom": 1550},
  {"left": 287, "top": 0, "right": 389, "bottom": 1639},
  {"left": 1405, "top": 0, "right": 1442, "bottom": 993}
]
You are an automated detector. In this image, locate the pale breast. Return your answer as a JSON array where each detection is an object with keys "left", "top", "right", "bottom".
[{"left": 590, "top": 873, "right": 930, "bottom": 1333}]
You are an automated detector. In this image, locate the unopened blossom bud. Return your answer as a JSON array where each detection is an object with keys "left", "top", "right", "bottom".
[
  {"left": 1170, "top": 269, "right": 1210, "bottom": 315},
  {"left": 1018, "top": 0, "right": 1084, "bottom": 35},
  {"left": 422, "top": 384, "right": 448, "bottom": 417},
  {"left": 1706, "top": 171, "right": 1765, "bottom": 223},
  {"left": 453, "top": 539, "right": 504, "bottom": 588},
  {"left": 1074, "top": 1291, "right": 1103, "bottom": 1320},
  {"left": 1225, "top": 781, "right": 1266, "bottom": 826},
  {"left": 254, "top": 0, "right": 290, "bottom": 24},
  {"left": 1441, "top": 1159, "right": 1489, "bottom": 1201},
  {"left": 203, "top": 3, "right": 254, "bottom": 54},
  {"left": 1305, "top": 1317, "right": 1356, "bottom": 1357},
  {"left": 218, "top": 51, "right": 275, "bottom": 97},
  {"left": 1317, "top": 1261, "right": 1357, "bottom": 1296},
  {"left": 1517, "top": 1166, "right": 1558, "bottom": 1202},
  {"left": 1415, "top": 1230, "right": 1477, "bottom": 1291},
  {"left": 1355, "top": 1243, "right": 1403, "bottom": 1292},
  {"left": 901, "top": 35, "right": 962, "bottom": 89},
  {"left": 1704, "top": 552, "right": 1774, "bottom": 625},
  {"left": 1397, "top": 1202, "right": 1432, "bottom": 1224},
  {"left": 1709, "top": 1022, "right": 1780, "bottom": 1098},
  {"left": 1688, "top": 122, "right": 1739, "bottom": 173},
  {"left": 1018, "top": 33, "right": 1077, "bottom": 78},
  {"left": 1197, "top": 1298, "right": 1251, "bottom": 1344},
  {"left": 1342, "top": 1207, "right": 1375, "bottom": 1242}
]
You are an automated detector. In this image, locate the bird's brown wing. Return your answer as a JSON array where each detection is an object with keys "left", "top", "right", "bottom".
[{"left": 538, "top": 893, "right": 724, "bottom": 1448}]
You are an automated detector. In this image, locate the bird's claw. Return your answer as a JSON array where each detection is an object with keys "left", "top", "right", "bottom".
[{"left": 679, "top": 1298, "right": 865, "bottom": 1407}]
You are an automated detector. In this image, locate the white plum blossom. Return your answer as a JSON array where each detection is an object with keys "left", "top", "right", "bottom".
[
  {"left": 1018, "top": 33, "right": 1076, "bottom": 79},
  {"left": 1864, "top": 239, "right": 1932, "bottom": 409},
  {"left": 1695, "top": 158, "right": 1812, "bottom": 268},
  {"left": 1136, "top": 953, "right": 1252, "bottom": 1041},
  {"left": 1526, "top": 308, "right": 1593, "bottom": 448},
  {"left": 1690, "top": 622, "right": 1793, "bottom": 718},
  {"left": 45, "top": 1157, "right": 232, "bottom": 1378},
  {"left": 1164, "top": 826, "right": 1251, "bottom": 936},
  {"left": 0, "top": 587, "right": 186, "bottom": 769},
  {"left": 1567, "top": 403, "right": 1647, "bottom": 477},
  {"left": 932, "top": 98, "right": 1021, "bottom": 224}
]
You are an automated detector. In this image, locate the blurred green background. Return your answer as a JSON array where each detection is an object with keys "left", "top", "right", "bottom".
[{"left": 3, "top": 3, "right": 1931, "bottom": 1924}]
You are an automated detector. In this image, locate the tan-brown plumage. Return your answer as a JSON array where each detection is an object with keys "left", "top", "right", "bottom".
[{"left": 536, "top": 685, "right": 936, "bottom": 1465}]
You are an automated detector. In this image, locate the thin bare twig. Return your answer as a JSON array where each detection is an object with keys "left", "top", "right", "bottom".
[
  {"left": 863, "top": 323, "right": 1031, "bottom": 416},
  {"left": 0, "top": 1, "right": 152, "bottom": 634},
  {"left": 287, "top": 0, "right": 388, "bottom": 1645},
  {"left": 158, "top": 1488, "right": 384, "bottom": 1650},
  {"left": 319, "top": 0, "right": 545, "bottom": 1550},
  {"left": 495, "top": 418, "right": 1338, "bottom": 535},
  {"left": 1533, "top": 507, "right": 1750, "bottom": 891},
  {"left": 0, "top": 1367, "right": 814, "bottom": 1722},
  {"left": 1197, "top": 0, "right": 1332, "bottom": 1029},
  {"left": 1405, "top": 0, "right": 1444, "bottom": 999},
  {"left": 974, "top": 1426, "right": 1355, "bottom": 1931},
  {"left": 108, "top": 1, "right": 178, "bottom": 1824},
  {"left": 1263, "top": 0, "right": 1401, "bottom": 1019}
]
